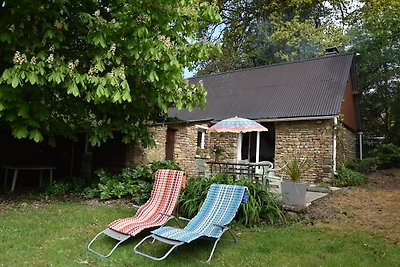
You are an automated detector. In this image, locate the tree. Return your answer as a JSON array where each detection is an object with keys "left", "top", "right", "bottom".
[
  {"left": 197, "top": 0, "right": 350, "bottom": 74},
  {"left": 0, "top": 0, "right": 221, "bottom": 146},
  {"left": 349, "top": 0, "right": 400, "bottom": 143}
]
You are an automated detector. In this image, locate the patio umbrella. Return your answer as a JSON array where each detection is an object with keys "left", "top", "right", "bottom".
[
  {"left": 208, "top": 116, "right": 268, "bottom": 133},
  {"left": 208, "top": 116, "right": 268, "bottom": 162}
]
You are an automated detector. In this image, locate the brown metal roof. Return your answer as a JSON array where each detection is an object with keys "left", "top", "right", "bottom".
[{"left": 169, "top": 53, "right": 355, "bottom": 121}]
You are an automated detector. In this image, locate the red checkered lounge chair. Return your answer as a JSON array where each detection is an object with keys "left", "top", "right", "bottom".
[{"left": 87, "top": 169, "right": 186, "bottom": 258}]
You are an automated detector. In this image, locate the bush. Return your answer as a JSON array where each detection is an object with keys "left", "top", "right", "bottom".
[
  {"left": 344, "top": 158, "right": 378, "bottom": 173},
  {"left": 332, "top": 166, "right": 365, "bottom": 187},
  {"left": 368, "top": 143, "right": 400, "bottom": 169},
  {"left": 149, "top": 160, "right": 181, "bottom": 173},
  {"left": 82, "top": 160, "right": 181, "bottom": 204},
  {"left": 358, "top": 157, "right": 378, "bottom": 173},
  {"left": 44, "top": 177, "right": 88, "bottom": 197},
  {"left": 44, "top": 180, "right": 72, "bottom": 197},
  {"left": 179, "top": 174, "right": 285, "bottom": 227}
]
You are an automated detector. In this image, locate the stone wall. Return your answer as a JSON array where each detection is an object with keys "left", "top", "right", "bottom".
[
  {"left": 126, "top": 125, "right": 167, "bottom": 166},
  {"left": 172, "top": 122, "right": 209, "bottom": 177},
  {"left": 274, "top": 120, "right": 334, "bottom": 183},
  {"left": 127, "top": 118, "right": 356, "bottom": 182},
  {"left": 127, "top": 122, "right": 210, "bottom": 177},
  {"left": 209, "top": 132, "right": 238, "bottom": 162},
  {"left": 336, "top": 125, "right": 356, "bottom": 165}
]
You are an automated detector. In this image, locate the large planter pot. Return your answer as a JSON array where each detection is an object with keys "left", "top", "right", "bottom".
[{"left": 281, "top": 181, "right": 308, "bottom": 206}]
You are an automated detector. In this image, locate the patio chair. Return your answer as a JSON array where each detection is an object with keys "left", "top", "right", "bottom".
[
  {"left": 134, "top": 183, "right": 248, "bottom": 262},
  {"left": 87, "top": 169, "right": 186, "bottom": 258},
  {"left": 194, "top": 158, "right": 210, "bottom": 177},
  {"left": 256, "top": 161, "right": 283, "bottom": 193}
]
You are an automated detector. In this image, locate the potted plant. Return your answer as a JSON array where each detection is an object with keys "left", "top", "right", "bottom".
[
  {"left": 213, "top": 145, "right": 224, "bottom": 162},
  {"left": 280, "top": 156, "right": 311, "bottom": 206}
]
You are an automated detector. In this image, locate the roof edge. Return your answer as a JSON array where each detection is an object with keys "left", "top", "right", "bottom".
[
  {"left": 257, "top": 115, "right": 336, "bottom": 123},
  {"left": 189, "top": 53, "right": 355, "bottom": 81}
]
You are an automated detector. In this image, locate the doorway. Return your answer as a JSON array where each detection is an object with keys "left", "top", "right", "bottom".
[
  {"left": 241, "top": 122, "right": 275, "bottom": 162},
  {"left": 165, "top": 128, "right": 176, "bottom": 160}
]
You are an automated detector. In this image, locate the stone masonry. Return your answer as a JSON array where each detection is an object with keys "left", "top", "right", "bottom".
[
  {"left": 336, "top": 125, "right": 357, "bottom": 165},
  {"left": 127, "top": 122, "right": 210, "bottom": 177},
  {"left": 128, "top": 119, "right": 356, "bottom": 181},
  {"left": 126, "top": 124, "right": 167, "bottom": 166},
  {"left": 274, "top": 119, "right": 334, "bottom": 183}
]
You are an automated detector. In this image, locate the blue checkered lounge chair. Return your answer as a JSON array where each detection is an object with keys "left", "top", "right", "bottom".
[{"left": 134, "top": 183, "right": 248, "bottom": 262}]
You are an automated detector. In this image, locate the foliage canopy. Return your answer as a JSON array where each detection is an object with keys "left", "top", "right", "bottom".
[{"left": 0, "top": 0, "right": 221, "bottom": 146}]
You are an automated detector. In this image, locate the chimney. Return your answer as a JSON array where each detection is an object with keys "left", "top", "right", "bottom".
[{"left": 324, "top": 47, "right": 339, "bottom": 55}]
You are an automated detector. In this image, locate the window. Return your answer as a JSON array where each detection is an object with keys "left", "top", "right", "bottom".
[
  {"left": 197, "top": 131, "right": 205, "bottom": 149},
  {"left": 195, "top": 125, "right": 208, "bottom": 157}
]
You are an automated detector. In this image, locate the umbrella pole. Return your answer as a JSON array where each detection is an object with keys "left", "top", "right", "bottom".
[
  {"left": 236, "top": 133, "right": 242, "bottom": 163},
  {"left": 248, "top": 132, "right": 251, "bottom": 162},
  {"left": 256, "top": 131, "right": 260, "bottom": 163}
]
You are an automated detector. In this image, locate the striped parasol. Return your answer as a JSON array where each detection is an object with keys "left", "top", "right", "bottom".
[{"left": 208, "top": 116, "right": 268, "bottom": 133}]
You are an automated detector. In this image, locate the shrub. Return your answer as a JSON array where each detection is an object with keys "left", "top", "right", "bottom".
[
  {"left": 44, "top": 180, "right": 72, "bottom": 197},
  {"left": 82, "top": 160, "right": 181, "bottom": 204},
  {"left": 332, "top": 166, "right": 365, "bottom": 187},
  {"left": 178, "top": 174, "right": 285, "bottom": 227},
  {"left": 92, "top": 167, "right": 152, "bottom": 202},
  {"left": 368, "top": 143, "right": 400, "bottom": 169},
  {"left": 358, "top": 157, "right": 378, "bottom": 173},
  {"left": 344, "top": 158, "right": 378, "bottom": 173},
  {"left": 149, "top": 160, "right": 181, "bottom": 174},
  {"left": 44, "top": 177, "right": 88, "bottom": 197}
]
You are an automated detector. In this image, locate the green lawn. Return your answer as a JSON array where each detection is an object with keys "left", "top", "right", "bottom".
[{"left": 0, "top": 198, "right": 399, "bottom": 267}]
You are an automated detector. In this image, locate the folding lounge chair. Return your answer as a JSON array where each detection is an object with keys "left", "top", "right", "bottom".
[
  {"left": 134, "top": 183, "right": 247, "bottom": 262},
  {"left": 87, "top": 169, "right": 186, "bottom": 258}
]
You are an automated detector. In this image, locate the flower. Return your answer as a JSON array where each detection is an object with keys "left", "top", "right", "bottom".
[
  {"left": 54, "top": 20, "right": 62, "bottom": 29},
  {"left": 13, "top": 51, "right": 27, "bottom": 65},
  {"left": 109, "top": 43, "right": 116, "bottom": 54},
  {"left": 46, "top": 53, "right": 54, "bottom": 63},
  {"left": 30, "top": 56, "right": 36, "bottom": 65}
]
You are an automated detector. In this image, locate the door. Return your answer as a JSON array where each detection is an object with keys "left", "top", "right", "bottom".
[
  {"left": 241, "top": 122, "right": 275, "bottom": 162},
  {"left": 165, "top": 128, "right": 176, "bottom": 160}
]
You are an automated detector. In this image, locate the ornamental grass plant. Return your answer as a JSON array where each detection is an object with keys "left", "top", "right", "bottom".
[{"left": 282, "top": 156, "right": 311, "bottom": 182}]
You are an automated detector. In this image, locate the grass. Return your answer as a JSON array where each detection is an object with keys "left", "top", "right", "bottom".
[{"left": 0, "top": 197, "right": 399, "bottom": 267}]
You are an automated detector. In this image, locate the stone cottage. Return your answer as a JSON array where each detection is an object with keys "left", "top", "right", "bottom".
[{"left": 130, "top": 50, "right": 361, "bottom": 182}]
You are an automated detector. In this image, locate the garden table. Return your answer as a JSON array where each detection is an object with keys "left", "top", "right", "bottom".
[{"left": 2, "top": 165, "right": 56, "bottom": 192}]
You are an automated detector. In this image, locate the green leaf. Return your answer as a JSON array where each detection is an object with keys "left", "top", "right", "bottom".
[
  {"left": 110, "top": 76, "right": 117, "bottom": 86},
  {"left": 148, "top": 71, "right": 158, "bottom": 82},
  {"left": 121, "top": 80, "right": 129, "bottom": 90},
  {"left": 95, "top": 60, "right": 105, "bottom": 72},
  {"left": 11, "top": 76, "right": 20, "bottom": 88},
  {"left": 1, "top": 69, "right": 11, "bottom": 80},
  {"left": 122, "top": 89, "right": 131, "bottom": 102},
  {"left": 89, "top": 135, "right": 101, "bottom": 147},
  {"left": 29, "top": 130, "right": 43, "bottom": 142},
  {"left": 93, "top": 33, "right": 106, "bottom": 48},
  {"left": 67, "top": 83, "right": 80, "bottom": 96},
  {"left": 17, "top": 104, "right": 29, "bottom": 118},
  {"left": 44, "top": 29, "right": 55, "bottom": 39},
  {"left": 13, "top": 126, "right": 29, "bottom": 139},
  {"left": 0, "top": 32, "right": 11, "bottom": 43},
  {"left": 112, "top": 91, "right": 121, "bottom": 102},
  {"left": 28, "top": 72, "right": 38, "bottom": 85},
  {"left": 96, "top": 84, "right": 104, "bottom": 97}
]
